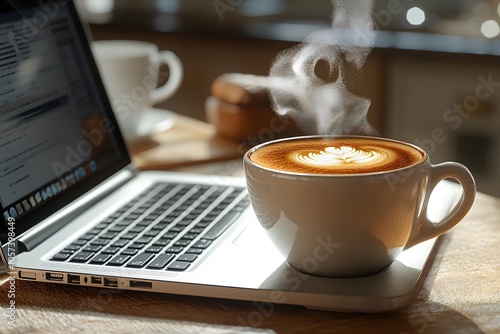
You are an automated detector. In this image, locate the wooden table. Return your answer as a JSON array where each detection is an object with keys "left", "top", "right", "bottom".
[{"left": 1, "top": 116, "right": 499, "bottom": 334}]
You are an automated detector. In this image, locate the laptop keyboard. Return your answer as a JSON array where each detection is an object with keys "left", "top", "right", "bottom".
[{"left": 49, "top": 182, "right": 250, "bottom": 271}]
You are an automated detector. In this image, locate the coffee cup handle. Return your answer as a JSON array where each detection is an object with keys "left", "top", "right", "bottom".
[
  {"left": 404, "top": 162, "right": 476, "bottom": 250},
  {"left": 150, "top": 51, "right": 184, "bottom": 105}
]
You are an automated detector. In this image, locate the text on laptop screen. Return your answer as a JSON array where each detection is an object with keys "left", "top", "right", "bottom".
[{"left": 0, "top": 1, "right": 129, "bottom": 226}]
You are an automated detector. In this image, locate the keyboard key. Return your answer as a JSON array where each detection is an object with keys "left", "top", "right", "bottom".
[
  {"left": 79, "top": 233, "right": 95, "bottom": 241},
  {"left": 182, "top": 233, "right": 198, "bottom": 240},
  {"left": 109, "top": 226, "right": 126, "bottom": 232},
  {"left": 144, "top": 230, "right": 159, "bottom": 237},
  {"left": 72, "top": 239, "right": 88, "bottom": 246},
  {"left": 162, "top": 232, "right": 178, "bottom": 239},
  {"left": 107, "top": 255, "right": 131, "bottom": 266},
  {"left": 121, "top": 232, "right": 138, "bottom": 239},
  {"left": 210, "top": 208, "right": 224, "bottom": 216},
  {"left": 145, "top": 246, "right": 163, "bottom": 253},
  {"left": 51, "top": 253, "right": 71, "bottom": 261},
  {"left": 147, "top": 213, "right": 161, "bottom": 220},
  {"left": 166, "top": 246, "right": 183, "bottom": 254},
  {"left": 128, "top": 243, "right": 146, "bottom": 250},
  {"left": 151, "top": 224, "right": 166, "bottom": 231},
  {"left": 90, "top": 253, "right": 112, "bottom": 265},
  {"left": 70, "top": 251, "right": 94, "bottom": 263},
  {"left": 205, "top": 212, "right": 220, "bottom": 220},
  {"left": 126, "top": 213, "right": 141, "bottom": 219},
  {"left": 203, "top": 212, "right": 240, "bottom": 240},
  {"left": 90, "top": 238, "right": 110, "bottom": 246},
  {"left": 115, "top": 220, "right": 130, "bottom": 226},
  {"left": 129, "top": 226, "right": 145, "bottom": 233},
  {"left": 136, "top": 237, "right": 153, "bottom": 244},
  {"left": 146, "top": 254, "right": 175, "bottom": 269},
  {"left": 151, "top": 209, "right": 165, "bottom": 216},
  {"left": 100, "top": 232, "right": 118, "bottom": 239},
  {"left": 177, "top": 254, "right": 197, "bottom": 262},
  {"left": 103, "top": 216, "right": 118, "bottom": 223},
  {"left": 101, "top": 247, "right": 120, "bottom": 255},
  {"left": 198, "top": 202, "right": 210, "bottom": 210},
  {"left": 63, "top": 244, "right": 82, "bottom": 252},
  {"left": 196, "top": 220, "right": 211, "bottom": 228},
  {"left": 161, "top": 216, "right": 175, "bottom": 223},
  {"left": 153, "top": 239, "right": 171, "bottom": 247},
  {"left": 126, "top": 253, "right": 154, "bottom": 268},
  {"left": 170, "top": 209, "right": 183, "bottom": 216},
  {"left": 192, "top": 239, "right": 211, "bottom": 249},
  {"left": 185, "top": 248, "right": 203, "bottom": 255},
  {"left": 177, "top": 219, "right": 192, "bottom": 227},
  {"left": 83, "top": 245, "right": 102, "bottom": 253},
  {"left": 141, "top": 217, "right": 157, "bottom": 223},
  {"left": 167, "top": 261, "right": 190, "bottom": 271},
  {"left": 219, "top": 198, "right": 234, "bottom": 205},
  {"left": 174, "top": 239, "right": 190, "bottom": 247},
  {"left": 190, "top": 208, "right": 205, "bottom": 215},
  {"left": 170, "top": 226, "right": 184, "bottom": 233},
  {"left": 121, "top": 248, "right": 139, "bottom": 256},
  {"left": 109, "top": 212, "right": 122, "bottom": 219},
  {"left": 95, "top": 222, "right": 111, "bottom": 230},
  {"left": 136, "top": 220, "right": 152, "bottom": 227},
  {"left": 185, "top": 213, "right": 198, "bottom": 220},
  {"left": 112, "top": 239, "right": 129, "bottom": 247},
  {"left": 189, "top": 227, "right": 204, "bottom": 234}
]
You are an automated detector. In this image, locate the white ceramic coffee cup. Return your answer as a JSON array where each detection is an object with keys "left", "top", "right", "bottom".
[
  {"left": 91, "top": 40, "right": 183, "bottom": 141},
  {"left": 244, "top": 135, "right": 476, "bottom": 278}
]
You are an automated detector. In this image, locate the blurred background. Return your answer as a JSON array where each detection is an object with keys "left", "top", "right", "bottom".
[{"left": 76, "top": 0, "right": 500, "bottom": 197}]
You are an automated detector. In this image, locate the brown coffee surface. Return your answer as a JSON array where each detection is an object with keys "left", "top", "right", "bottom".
[{"left": 250, "top": 137, "right": 424, "bottom": 174}]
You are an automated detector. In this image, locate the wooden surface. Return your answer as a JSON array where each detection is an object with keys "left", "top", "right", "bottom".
[
  {"left": 1, "top": 118, "right": 500, "bottom": 333},
  {"left": 129, "top": 113, "right": 243, "bottom": 170},
  {"left": 1, "top": 179, "right": 500, "bottom": 334}
]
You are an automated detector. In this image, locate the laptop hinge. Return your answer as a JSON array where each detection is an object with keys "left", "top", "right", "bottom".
[{"left": 17, "top": 166, "right": 137, "bottom": 252}]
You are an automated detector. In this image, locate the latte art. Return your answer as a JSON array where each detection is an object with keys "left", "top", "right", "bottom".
[
  {"left": 250, "top": 137, "right": 424, "bottom": 175},
  {"left": 291, "top": 146, "right": 386, "bottom": 167}
]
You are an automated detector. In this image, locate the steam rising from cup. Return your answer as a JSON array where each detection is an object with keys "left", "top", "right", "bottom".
[{"left": 268, "top": 0, "right": 378, "bottom": 136}]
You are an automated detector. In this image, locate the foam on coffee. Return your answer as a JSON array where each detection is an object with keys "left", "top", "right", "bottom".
[{"left": 250, "top": 137, "right": 424, "bottom": 174}]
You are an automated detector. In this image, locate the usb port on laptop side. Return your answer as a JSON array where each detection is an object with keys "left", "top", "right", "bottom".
[
  {"left": 46, "top": 273, "right": 64, "bottom": 281},
  {"left": 103, "top": 277, "right": 118, "bottom": 287},
  {"left": 91, "top": 276, "right": 102, "bottom": 285},
  {"left": 68, "top": 274, "right": 80, "bottom": 284},
  {"left": 130, "top": 280, "right": 152, "bottom": 289}
]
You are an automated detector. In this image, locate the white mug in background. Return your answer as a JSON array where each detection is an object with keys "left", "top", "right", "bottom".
[
  {"left": 244, "top": 135, "right": 476, "bottom": 278},
  {"left": 91, "top": 40, "right": 183, "bottom": 142}
]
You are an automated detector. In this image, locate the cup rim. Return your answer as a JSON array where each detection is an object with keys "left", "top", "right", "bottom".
[
  {"left": 244, "top": 135, "right": 429, "bottom": 178},
  {"left": 91, "top": 40, "right": 158, "bottom": 58}
]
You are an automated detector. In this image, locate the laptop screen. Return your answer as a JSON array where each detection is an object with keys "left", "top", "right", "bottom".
[{"left": 0, "top": 1, "right": 130, "bottom": 238}]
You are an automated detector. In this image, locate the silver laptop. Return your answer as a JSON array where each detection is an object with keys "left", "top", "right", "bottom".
[{"left": 0, "top": 0, "right": 460, "bottom": 313}]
